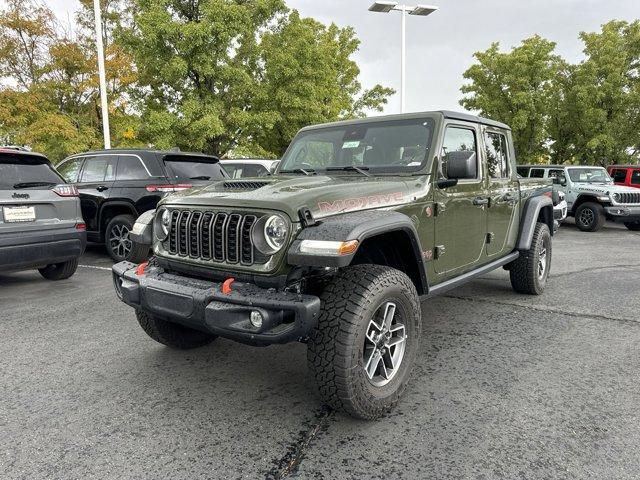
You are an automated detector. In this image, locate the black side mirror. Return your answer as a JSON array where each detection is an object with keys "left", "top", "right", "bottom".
[
  {"left": 552, "top": 176, "right": 567, "bottom": 186},
  {"left": 445, "top": 151, "right": 477, "bottom": 180}
]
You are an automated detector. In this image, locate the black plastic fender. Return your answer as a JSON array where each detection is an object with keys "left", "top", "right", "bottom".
[
  {"left": 130, "top": 209, "right": 155, "bottom": 246},
  {"left": 517, "top": 196, "right": 554, "bottom": 251},
  {"left": 287, "top": 210, "right": 429, "bottom": 293}
]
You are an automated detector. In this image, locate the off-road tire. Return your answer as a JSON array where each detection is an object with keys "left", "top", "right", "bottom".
[
  {"left": 307, "top": 264, "right": 421, "bottom": 420},
  {"left": 509, "top": 222, "right": 551, "bottom": 295},
  {"left": 105, "top": 214, "right": 135, "bottom": 262},
  {"left": 624, "top": 221, "right": 640, "bottom": 231},
  {"left": 128, "top": 241, "right": 151, "bottom": 264},
  {"left": 136, "top": 310, "right": 217, "bottom": 350},
  {"left": 575, "top": 202, "right": 606, "bottom": 232},
  {"left": 38, "top": 258, "right": 79, "bottom": 281}
]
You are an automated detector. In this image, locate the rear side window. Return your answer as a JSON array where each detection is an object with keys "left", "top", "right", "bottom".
[
  {"left": 632, "top": 170, "right": 640, "bottom": 185},
  {"left": 484, "top": 131, "right": 509, "bottom": 179},
  {"left": 57, "top": 157, "right": 84, "bottom": 183},
  {"left": 116, "top": 156, "right": 148, "bottom": 180},
  {"left": 80, "top": 155, "right": 116, "bottom": 183},
  {"left": 163, "top": 156, "right": 226, "bottom": 181},
  {"left": 530, "top": 169, "right": 545, "bottom": 178},
  {"left": 611, "top": 169, "right": 628, "bottom": 183},
  {"left": 516, "top": 166, "right": 530, "bottom": 177},
  {"left": 0, "top": 154, "right": 63, "bottom": 189}
]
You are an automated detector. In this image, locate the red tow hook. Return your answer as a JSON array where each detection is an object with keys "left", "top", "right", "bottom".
[
  {"left": 135, "top": 262, "right": 148, "bottom": 276},
  {"left": 222, "top": 278, "right": 235, "bottom": 295}
]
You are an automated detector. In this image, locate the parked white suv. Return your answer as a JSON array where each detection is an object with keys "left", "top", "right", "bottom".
[{"left": 517, "top": 165, "right": 640, "bottom": 232}]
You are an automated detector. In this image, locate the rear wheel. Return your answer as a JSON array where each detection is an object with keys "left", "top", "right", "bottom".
[
  {"left": 624, "top": 221, "right": 640, "bottom": 231},
  {"left": 38, "top": 258, "right": 79, "bottom": 281},
  {"left": 509, "top": 222, "right": 551, "bottom": 295},
  {"left": 307, "top": 264, "right": 421, "bottom": 419},
  {"left": 105, "top": 214, "right": 135, "bottom": 262},
  {"left": 136, "top": 310, "right": 217, "bottom": 350},
  {"left": 575, "top": 202, "right": 606, "bottom": 232}
]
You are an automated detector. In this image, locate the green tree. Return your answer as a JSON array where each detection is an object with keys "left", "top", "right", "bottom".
[
  {"left": 562, "top": 20, "right": 640, "bottom": 165},
  {"left": 121, "top": 0, "right": 393, "bottom": 158},
  {"left": 460, "top": 36, "right": 564, "bottom": 164}
]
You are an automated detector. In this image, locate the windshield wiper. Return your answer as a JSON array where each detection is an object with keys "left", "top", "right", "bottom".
[
  {"left": 280, "top": 168, "right": 316, "bottom": 176},
  {"left": 326, "top": 165, "right": 371, "bottom": 177},
  {"left": 189, "top": 176, "right": 211, "bottom": 180},
  {"left": 13, "top": 181, "right": 57, "bottom": 189}
]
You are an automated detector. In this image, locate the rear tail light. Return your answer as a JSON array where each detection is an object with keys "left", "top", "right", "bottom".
[
  {"left": 53, "top": 185, "right": 79, "bottom": 197},
  {"left": 145, "top": 184, "right": 193, "bottom": 193},
  {"left": 75, "top": 222, "right": 86, "bottom": 231}
]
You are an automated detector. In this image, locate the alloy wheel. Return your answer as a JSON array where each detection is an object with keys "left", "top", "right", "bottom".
[
  {"left": 579, "top": 208, "right": 594, "bottom": 227},
  {"left": 363, "top": 301, "right": 407, "bottom": 387},
  {"left": 109, "top": 223, "right": 132, "bottom": 259}
]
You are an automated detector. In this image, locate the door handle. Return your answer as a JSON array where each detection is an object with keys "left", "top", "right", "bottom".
[
  {"left": 502, "top": 193, "right": 517, "bottom": 203},
  {"left": 96, "top": 185, "right": 109, "bottom": 192},
  {"left": 473, "top": 197, "right": 489, "bottom": 206}
]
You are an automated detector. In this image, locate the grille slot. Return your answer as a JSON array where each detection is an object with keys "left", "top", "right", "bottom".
[
  {"left": 166, "top": 210, "right": 264, "bottom": 266},
  {"left": 617, "top": 192, "right": 640, "bottom": 204}
]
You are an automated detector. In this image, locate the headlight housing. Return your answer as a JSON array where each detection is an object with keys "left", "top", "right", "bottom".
[
  {"left": 155, "top": 208, "right": 172, "bottom": 241},
  {"left": 252, "top": 214, "right": 288, "bottom": 254}
]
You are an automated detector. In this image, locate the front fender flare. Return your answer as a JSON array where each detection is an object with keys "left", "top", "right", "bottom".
[
  {"left": 130, "top": 209, "right": 155, "bottom": 246},
  {"left": 287, "top": 210, "right": 429, "bottom": 292}
]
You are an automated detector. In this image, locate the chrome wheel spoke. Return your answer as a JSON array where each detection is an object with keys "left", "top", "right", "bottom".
[{"left": 382, "top": 302, "right": 396, "bottom": 330}]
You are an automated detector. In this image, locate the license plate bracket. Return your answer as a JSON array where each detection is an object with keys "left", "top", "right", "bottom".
[{"left": 3, "top": 206, "right": 36, "bottom": 223}]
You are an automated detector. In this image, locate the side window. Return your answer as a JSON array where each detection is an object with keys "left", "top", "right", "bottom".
[
  {"left": 516, "top": 166, "right": 530, "bottom": 177},
  {"left": 441, "top": 126, "right": 478, "bottom": 180},
  {"left": 530, "top": 169, "right": 545, "bottom": 178},
  {"left": 611, "top": 169, "right": 627, "bottom": 183},
  {"left": 484, "top": 131, "right": 509, "bottom": 179},
  {"left": 116, "top": 156, "right": 148, "bottom": 180},
  {"left": 548, "top": 169, "right": 564, "bottom": 179},
  {"left": 79, "top": 155, "right": 111, "bottom": 183},
  {"left": 56, "top": 157, "right": 84, "bottom": 183},
  {"left": 632, "top": 170, "right": 640, "bottom": 185}
]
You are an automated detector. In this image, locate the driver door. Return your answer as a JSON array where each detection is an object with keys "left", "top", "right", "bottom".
[{"left": 434, "top": 122, "right": 488, "bottom": 276}]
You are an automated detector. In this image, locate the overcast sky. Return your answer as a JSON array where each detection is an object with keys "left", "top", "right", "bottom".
[{"left": 45, "top": 0, "right": 638, "bottom": 115}]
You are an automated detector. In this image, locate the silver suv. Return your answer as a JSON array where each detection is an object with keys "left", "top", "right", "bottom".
[
  {"left": 0, "top": 149, "right": 86, "bottom": 279},
  {"left": 517, "top": 165, "right": 640, "bottom": 232}
]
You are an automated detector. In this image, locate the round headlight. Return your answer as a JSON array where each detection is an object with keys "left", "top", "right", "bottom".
[
  {"left": 264, "top": 215, "right": 288, "bottom": 251},
  {"left": 613, "top": 193, "right": 621, "bottom": 202},
  {"left": 155, "top": 209, "right": 171, "bottom": 240}
]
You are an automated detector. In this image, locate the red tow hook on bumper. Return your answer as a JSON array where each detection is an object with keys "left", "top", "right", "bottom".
[
  {"left": 221, "top": 278, "right": 235, "bottom": 295},
  {"left": 135, "top": 262, "right": 148, "bottom": 276}
]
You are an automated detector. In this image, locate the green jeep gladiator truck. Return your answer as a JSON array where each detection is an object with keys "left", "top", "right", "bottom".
[{"left": 112, "top": 111, "right": 555, "bottom": 419}]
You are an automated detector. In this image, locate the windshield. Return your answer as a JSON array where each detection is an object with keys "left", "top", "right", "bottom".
[
  {"left": 567, "top": 168, "right": 612, "bottom": 184},
  {"left": 163, "top": 156, "right": 227, "bottom": 181},
  {"left": 0, "top": 154, "right": 63, "bottom": 190},
  {"left": 279, "top": 118, "right": 435, "bottom": 174}
]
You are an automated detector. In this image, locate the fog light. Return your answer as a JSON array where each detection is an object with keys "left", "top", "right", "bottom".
[{"left": 250, "top": 311, "right": 263, "bottom": 329}]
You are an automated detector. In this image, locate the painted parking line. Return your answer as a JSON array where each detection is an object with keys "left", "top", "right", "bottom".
[{"left": 79, "top": 264, "right": 112, "bottom": 272}]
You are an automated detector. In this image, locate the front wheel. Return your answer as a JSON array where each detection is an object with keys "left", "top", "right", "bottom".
[
  {"left": 624, "top": 221, "right": 640, "bottom": 231},
  {"left": 307, "top": 265, "right": 421, "bottom": 420},
  {"left": 136, "top": 310, "right": 217, "bottom": 350},
  {"left": 509, "top": 222, "right": 552, "bottom": 295},
  {"left": 575, "top": 202, "right": 606, "bottom": 232}
]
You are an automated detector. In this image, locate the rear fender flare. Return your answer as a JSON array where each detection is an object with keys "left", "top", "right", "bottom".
[{"left": 517, "top": 196, "right": 554, "bottom": 251}]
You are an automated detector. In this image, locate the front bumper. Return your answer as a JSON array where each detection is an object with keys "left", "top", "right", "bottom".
[
  {"left": 605, "top": 205, "right": 640, "bottom": 222},
  {"left": 0, "top": 227, "right": 87, "bottom": 271},
  {"left": 112, "top": 261, "right": 321, "bottom": 346}
]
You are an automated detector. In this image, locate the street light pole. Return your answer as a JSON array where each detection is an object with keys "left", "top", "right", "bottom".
[
  {"left": 369, "top": 2, "right": 439, "bottom": 114},
  {"left": 93, "top": 0, "right": 111, "bottom": 149}
]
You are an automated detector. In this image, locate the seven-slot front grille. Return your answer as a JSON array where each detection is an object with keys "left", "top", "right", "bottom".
[
  {"left": 167, "top": 210, "right": 259, "bottom": 265},
  {"left": 615, "top": 192, "right": 640, "bottom": 204}
]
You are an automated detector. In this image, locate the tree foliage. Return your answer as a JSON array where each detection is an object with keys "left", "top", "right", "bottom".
[
  {"left": 120, "top": 0, "right": 393, "bottom": 158},
  {"left": 461, "top": 21, "right": 640, "bottom": 166}
]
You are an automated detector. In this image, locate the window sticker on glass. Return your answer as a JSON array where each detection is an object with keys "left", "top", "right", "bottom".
[{"left": 342, "top": 141, "right": 360, "bottom": 149}]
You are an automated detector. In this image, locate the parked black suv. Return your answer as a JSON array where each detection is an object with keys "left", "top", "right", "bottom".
[{"left": 56, "top": 149, "right": 226, "bottom": 261}]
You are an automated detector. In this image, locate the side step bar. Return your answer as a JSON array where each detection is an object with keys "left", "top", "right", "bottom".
[{"left": 424, "top": 251, "right": 519, "bottom": 299}]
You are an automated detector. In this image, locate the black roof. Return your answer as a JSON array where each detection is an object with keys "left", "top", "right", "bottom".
[
  {"left": 0, "top": 148, "right": 50, "bottom": 162},
  {"left": 300, "top": 110, "right": 511, "bottom": 132},
  {"left": 66, "top": 148, "right": 219, "bottom": 159}
]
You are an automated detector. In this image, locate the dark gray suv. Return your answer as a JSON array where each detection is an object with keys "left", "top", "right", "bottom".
[{"left": 0, "top": 149, "right": 86, "bottom": 280}]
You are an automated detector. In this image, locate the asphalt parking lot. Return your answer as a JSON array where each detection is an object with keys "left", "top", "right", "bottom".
[{"left": 2, "top": 221, "right": 640, "bottom": 480}]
